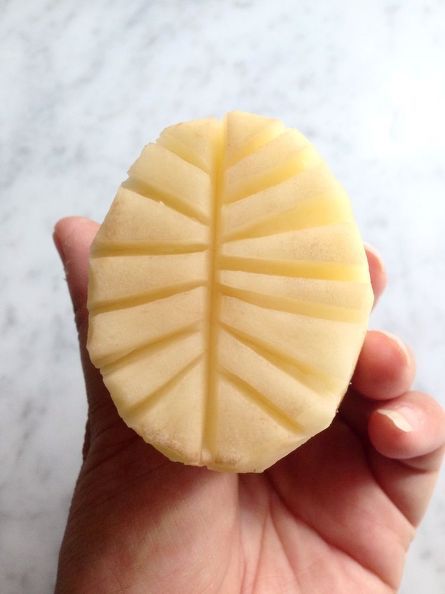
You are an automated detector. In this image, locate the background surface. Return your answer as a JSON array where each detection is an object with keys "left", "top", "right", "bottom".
[{"left": 1, "top": 1, "right": 444, "bottom": 592}]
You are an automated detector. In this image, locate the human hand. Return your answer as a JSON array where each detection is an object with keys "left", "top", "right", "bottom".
[{"left": 53, "top": 216, "right": 445, "bottom": 594}]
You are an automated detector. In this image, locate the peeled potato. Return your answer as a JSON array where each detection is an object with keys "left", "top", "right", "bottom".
[{"left": 87, "top": 111, "right": 373, "bottom": 472}]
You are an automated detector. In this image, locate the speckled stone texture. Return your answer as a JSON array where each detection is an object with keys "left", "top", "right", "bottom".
[{"left": 0, "top": 1, "right": 444, "bottom": 592}]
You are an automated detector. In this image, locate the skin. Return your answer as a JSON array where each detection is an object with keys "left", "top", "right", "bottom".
[{"left": 53, "top": 217, "right": 445, "bottom": 594}]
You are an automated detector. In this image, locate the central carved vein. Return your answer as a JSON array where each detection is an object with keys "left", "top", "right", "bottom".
[{"left": 202, "top": 120, "right": 225, "bottom": 462}]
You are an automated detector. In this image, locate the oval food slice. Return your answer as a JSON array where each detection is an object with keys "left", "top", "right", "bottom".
[{"left": 87, "top": 111, "right": 373, "bottom": 473}]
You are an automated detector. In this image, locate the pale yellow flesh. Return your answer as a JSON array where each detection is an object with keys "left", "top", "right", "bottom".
[{"left": 87, "top": 111, "right": 373, "bottom": 473}]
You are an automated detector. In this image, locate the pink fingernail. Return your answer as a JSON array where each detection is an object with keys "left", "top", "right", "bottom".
[
  {"left": 376, "top": 409, "right": 414, "bottom": 432},
  {"left": 364, "top": 243, "right": 384, "bottom": 267}
]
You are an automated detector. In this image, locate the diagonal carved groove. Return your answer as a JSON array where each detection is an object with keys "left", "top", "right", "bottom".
[
  {"left": 221, "top": 323, "right": 337, "bottom": 394},
  {"left": 219, "top": 256, "right": 367, "bottom": 281},
  {"left": 123, "top": 178, "right": 209, "bottom": 225},
  {"left": 226, "top": 125, "right": 286, "bottom": 167},
  {"left": 222, "top": 196, "right": 350, "bottom": 243},
  {"left": 91, "top": 242, "right": 208, "bottom": 257},
  {"left": 224, "top": 146, "right": 316, "bottom": 205},
  {"left": 219, "top": 285, "right": 363, "bottom": 324},
  {"left": 98, "top": 323, "right": 202, "bottom": 373},
  {"left": 90, "top": 281, "right": 207, "bottom": 315},
  {"left": 220, "top": 367, "right": 302, "bottom": 434},
  {"left": 157, "top": 136, "right": 210, "bottom": 174},
  {"left": 123, "top": 355, "right": 203, "bottom": 420}
]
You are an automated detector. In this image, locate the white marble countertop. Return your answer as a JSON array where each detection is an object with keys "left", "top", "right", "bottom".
[{"left": 1, "top": 1, "right": 444, "bottom": 592}]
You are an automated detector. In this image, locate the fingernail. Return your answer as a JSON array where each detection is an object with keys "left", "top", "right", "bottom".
[
  {"left": 376, "top": 407, "right": 417, "bottom": 432},
  {"left": 379, "top": 330, "right": 410, "bottom": 364},
  {"left": 364, "top": 243, "right": 386, "bottom": 306},
  {"left": 364, "top": 243, "right": 384, "bottom": 268}
]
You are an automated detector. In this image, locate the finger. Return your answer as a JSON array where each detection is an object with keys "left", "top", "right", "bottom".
[
  {"left": 53, "top": 216, "right": 99, "bottom": 336},
  {"left": 339, "top": 330, "right": 416, "bottom": 439},
  {"left": 352, "top": 330, "right": 415, "bottom": 400},
  {"left": 53, "top": 217, "right": 121, "bottom": 438},
  {"left": 369, "top": 391, "right": 445, "bottom": 464},
  {"left": 367, "top": 391, "right": 445, "bottom": 525},
  {"left": 365, "top": 244, "right": 387, "bottom": 307}
]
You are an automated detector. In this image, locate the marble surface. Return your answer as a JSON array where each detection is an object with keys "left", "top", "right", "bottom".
[{"left": 1, "top": 0, "right": 444, "bottom": 592}]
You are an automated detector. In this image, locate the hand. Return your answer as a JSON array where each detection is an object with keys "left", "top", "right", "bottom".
[{"left": 53, "top": 217, "right": 445, "bottom": 594}]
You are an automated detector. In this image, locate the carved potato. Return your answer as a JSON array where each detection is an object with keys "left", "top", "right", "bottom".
[{"left": 87, "top": 111, "right": 373, "bottom": 472}]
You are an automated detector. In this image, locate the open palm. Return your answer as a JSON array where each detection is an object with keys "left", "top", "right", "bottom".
[{"left": 54, "top": 218, "right": 445, "bottom": 594}]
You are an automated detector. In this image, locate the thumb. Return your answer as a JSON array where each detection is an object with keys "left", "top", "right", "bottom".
[
  {"left": 53, "top": 216, "right": 120, "bottom": 448},
  {"left": 53, "top": 216, "right": 99, "bottom": 338}
]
